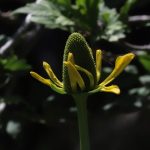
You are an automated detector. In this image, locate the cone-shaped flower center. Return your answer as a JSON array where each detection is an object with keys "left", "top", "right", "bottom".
[{"left": 63, "top": 33, "right": 97, "bottom": 93}]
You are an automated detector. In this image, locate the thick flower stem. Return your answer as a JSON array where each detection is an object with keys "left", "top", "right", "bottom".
[{"left": 73, "top": 94, "right": 90, "bottom": 150}]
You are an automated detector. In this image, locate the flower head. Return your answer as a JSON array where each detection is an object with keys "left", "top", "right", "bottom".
[{"left": 30, "top": 33, "right": 135, "bottom": 95}]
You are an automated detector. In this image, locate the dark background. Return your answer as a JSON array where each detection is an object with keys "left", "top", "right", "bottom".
[{"left": 0, "top": 0, "right": 150, "bottom": 150}]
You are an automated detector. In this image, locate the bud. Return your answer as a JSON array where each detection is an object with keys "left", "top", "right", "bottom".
[
  {"left": 30, "top": 32, "right": 135, "bottom": 95},
  {"left": 63, "top": 33, "right": 96, "bottom": 93}
]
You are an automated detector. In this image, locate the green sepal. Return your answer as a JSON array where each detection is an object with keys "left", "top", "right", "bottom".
[{"left": 62, "top": 32, "right": 96, "bottom": 93}]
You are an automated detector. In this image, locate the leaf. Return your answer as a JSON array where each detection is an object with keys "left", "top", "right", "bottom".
[
  {"left": 0, "top": 55, "right": 31, "bottom": 71},
  {"left": 14, "top": 0, "right": 74, "bottom": 30},
  {"left": 129, "top": 87, "right": 150, "bottom": 96},
  {"left": 146, "top": 23, "right": 150, "bottom": 27},
  {"left": 55, "top": 0, "right": 71, "bottom": 6},
  {"left": 13, "top": 0, "right": 127, "bottom": 42},
  {"left": 125, "top": 65, "right": 138, "bottom": 74},
  {"left": 120, "top": 0, "right": 137, "bottom": 20},
  {"left": 76, "top": 0, "right": 87, "bottom": 14},
  {"left": 138, "top": 54, "right": 150, "bottom": 72},
  {"left": 86, "top": 0, "right": 101, "bottom": 27},
  {"left": 76, "top": 0, "right": 100, "bottom": 28},
  {"left": 139, "top": 75, "right": 150, "bottom": 85},
  {"left": 98, "top": 2, "right": 125, "bottom": 42}
]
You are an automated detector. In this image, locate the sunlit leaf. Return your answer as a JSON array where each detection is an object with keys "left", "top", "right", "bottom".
[
  {"left": 14, "top": 0, "right": 74, "bottom": 30},
  {"left": 98, "top": 2, "right": 125, "bottom": 42}
]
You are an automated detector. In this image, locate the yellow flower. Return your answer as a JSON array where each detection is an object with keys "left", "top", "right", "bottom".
[{"left": 30, "top": 33, "right": 135, "bottom": 95}]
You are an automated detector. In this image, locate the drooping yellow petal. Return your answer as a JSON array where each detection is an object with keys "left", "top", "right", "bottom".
[
  {"left": 75, "top": 65, "right": 94, "bottom": 89},
  {"left": 96, "top": 49, "right": 102, "bottom": 83},
  {"left": 100, "top": 85, "right": 120, "bottom": 94},
  {"left": 30, "top": 71, "right": 66, "bottom": 94},
  {"left": 100, "top": 53, "right": 135, "bottom": 86},
  {"left": 64, "top": 61, "right": 85, "bottom": 92},
  {"left": 88, "top": 84, "right": 120, "bottom": 95},
  {"left": 43, "top": 61, "right": 63, "bottom": 87}
]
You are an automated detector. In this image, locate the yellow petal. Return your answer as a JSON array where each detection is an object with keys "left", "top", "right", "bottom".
[
  {"left": 100, "top": 53, "right": 135, "bottom": 86},
  {"left": 64, "top": 61, "right": 85, "bottom": 92},
  {"left": 88, "top": 84, "right": 120, "bottom": 95},
  {"left": 96, "top": 49, "right": 102, "bottom": 83},
  {"left": 43, "top": 61, "right": 63, "bottom": 87},
  {"left": 30, "top": 71, "right": 51, "bottom": 86},
  {"left": 30, "top": 71, "right": 66, "bottom": 94},
  {"left": 75, "top": 64, "right": 94, "bottom": 89},
  {"left": 100, "top": 85, "right": 120, "bottom": 94}
]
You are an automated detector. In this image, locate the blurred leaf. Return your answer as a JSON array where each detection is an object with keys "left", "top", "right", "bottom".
[
  {"left": 0, "top": 34, "right": 8, "bottom": 46},
  {"left": 146, "top": 22, "right": 150, "bottom": 27},
  {"left": 0, "top": 74, "right": 11, "bottom": 88},
  {"left": 46, "top": 95, "right": 56, "bottom": 102},
  {"left": 125, "top": 65, "right": 138, "bottom": 74},
  {"left": 138, "top": 54, "right": 150, "bottom": 72},
  {"left": 98, "top": 2, "right": 125, "bottom": 42},
  {"left": 0, "top": 55, "right": 31, "bottom": 71},
  {"left": 53, "top": 0, "right": 71, "bottom": 6},
  {"left": 14, "top": 0, "right": 74, "bottom": 30},
  {"left": 139, "top": 75, "right": 150, "bottom": 85},
  {"left": 2, "top": 95, "right": 23, "bottom": 105},
  {"left": 0, "top": 99, "right": 6, "bottom": 113},
  {"left": 76, "top": 0, "right": 100, "bottom": 16},
  {"left": 86, "top": 0, "right": 101, "bottom": 28},
  {"left": 103, "top": 102, "right": 115, "bottom": 110},
  {"left": 120, "top": 0, "right": 137, "bottom": 20},
  {"left": 134, "top": 100, "right": 142, "bottom": 108},
  {"left": 14, "top": 0, "right": 128, "bottom": 42},
  {"left": 0, "top": 35, "right": 5, "bottom": 42},
  {"left": 76, "top": 0, "right": 87, "bottom": 14},
  {"left": 129, "top": 87, "right": 150, "bottom": 96},
  {"left": 6, "top": 121, "right": 21, "bottom": 138}
]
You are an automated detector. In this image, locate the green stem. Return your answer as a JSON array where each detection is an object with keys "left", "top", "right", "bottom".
[{"left": 72, "top": 94, "right": 90, "bottom": 150}]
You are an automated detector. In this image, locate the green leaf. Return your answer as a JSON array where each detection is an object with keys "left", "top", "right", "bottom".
[
  {"left": 0, "top": 55, "right": 31, "bottom": 71},
  {"left": 98, "top": 2, "right": 125, "bottom": 42},
  {"left": 75, "top": 0, "right": 100, "bottom": 20},
  {"left": 55, "top": 0, "right": 71, "bottom": 6},
  {"left": 14, "top": 0, "right": 74, "bottom": 30},
  {"left": 76, "top": 0, "right": 87, "bottom": 14},
  {"left": 138, "top": 54, "right": 150, "bottom": 72},
  {"left": 120, "top": 0, "right": 137, "bottom": 20},
  {"left": 75, "top": 0, "right": 100, "bottom": 28},
  {"left": 13, "top": 0, "right": 127, "bottom": 42}
]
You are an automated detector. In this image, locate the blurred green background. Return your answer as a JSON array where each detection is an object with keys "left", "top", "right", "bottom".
[{"left": 0, "top": 0, "right": 150, "bottom": 150}]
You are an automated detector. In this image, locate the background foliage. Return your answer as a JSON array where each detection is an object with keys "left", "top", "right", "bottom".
[{"left": 0, "top": 0, "right": 150, "bottom": 150}]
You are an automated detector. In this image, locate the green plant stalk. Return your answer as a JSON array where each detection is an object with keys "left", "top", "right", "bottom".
[{"left": 73, "top": 94, "right": 90, "bottom": 150}]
